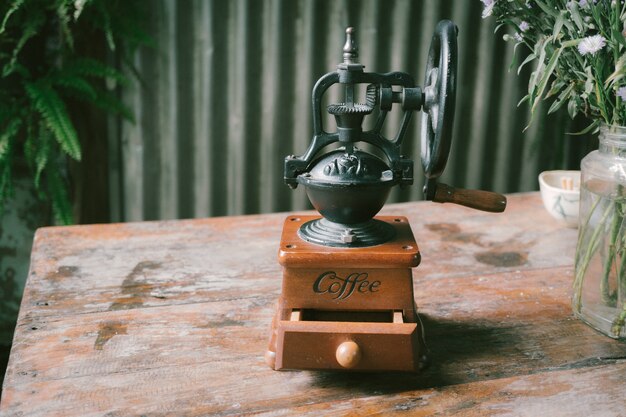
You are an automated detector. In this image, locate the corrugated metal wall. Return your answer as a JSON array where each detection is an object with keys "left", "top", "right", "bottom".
[{"left": 110, "top": 0, "right": 596, "bottom": 222}]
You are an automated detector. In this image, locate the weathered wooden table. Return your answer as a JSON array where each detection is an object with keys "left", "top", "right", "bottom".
[{"left": 2, "top": 193, "right": 626, "bottom": 416}]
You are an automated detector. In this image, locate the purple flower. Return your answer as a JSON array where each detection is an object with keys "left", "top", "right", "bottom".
[
  {"left": 481, "top": 0, "right": 495, "bottom": 18},
  {"left": 567, "top": 0, "right": 596, "bottom": 9},
  {"left": 519, "top": 21, "right": 529, "bottom": 32},
  {"left": 577, "top": 35, "right": 606, "bottom": 56},
  {"left": 618, "top": 87, "right": 626, "bottom": 102}
]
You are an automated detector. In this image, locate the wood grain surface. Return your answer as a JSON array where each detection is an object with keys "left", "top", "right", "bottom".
[{"left": 1, "top": 193, "right": 625, "bottom": 416}]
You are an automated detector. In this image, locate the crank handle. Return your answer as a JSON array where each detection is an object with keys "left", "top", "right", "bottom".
[{"left": 432, "top": 183, "right": 507, "bottom": 213}]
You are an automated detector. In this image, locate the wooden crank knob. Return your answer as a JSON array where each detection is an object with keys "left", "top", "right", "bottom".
[{"left": 336, "top": 341, "right": 362, "bottom": 369}]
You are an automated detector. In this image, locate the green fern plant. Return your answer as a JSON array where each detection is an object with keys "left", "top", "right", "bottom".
[{"left": 0, "top": 0, "right": 148, "bottom": 224}]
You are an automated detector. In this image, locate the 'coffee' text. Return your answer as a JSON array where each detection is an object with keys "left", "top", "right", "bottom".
[{"left": 313, "top": 271, "right": 381, "bottom": 300}]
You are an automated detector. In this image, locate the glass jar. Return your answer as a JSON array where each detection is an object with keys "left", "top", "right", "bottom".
[{"left": 574, "top": 124, "right": 626, "bottom": 338}]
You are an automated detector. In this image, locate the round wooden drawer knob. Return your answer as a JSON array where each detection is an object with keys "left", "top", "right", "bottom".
[{"left": 336, "top": 341, "right": 361, "bottom": 369}]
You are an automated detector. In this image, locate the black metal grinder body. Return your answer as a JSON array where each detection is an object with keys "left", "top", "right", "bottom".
[{"left": 284, "top": 21, "right": 506, "bottom": 248}]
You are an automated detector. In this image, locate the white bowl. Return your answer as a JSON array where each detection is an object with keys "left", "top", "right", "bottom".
[{"left": 538, "top": 170, "right": 581, "bottom": 228}]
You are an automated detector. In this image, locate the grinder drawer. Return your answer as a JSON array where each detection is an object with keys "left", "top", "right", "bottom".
[{"left": 274, "top": 314, "right": 422, "bottom": 371}]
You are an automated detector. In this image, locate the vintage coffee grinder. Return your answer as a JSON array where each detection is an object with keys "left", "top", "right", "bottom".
[{"left": 265, "top": 21, "right": 506, "bottom": 372}]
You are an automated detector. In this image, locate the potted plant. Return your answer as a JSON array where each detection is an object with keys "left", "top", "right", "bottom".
[
  {"left": 1, "top": 0, "right": 149, "bottom": 224},
  {"left": 485, "top": 0, "right": 626, "bottom": 338}
]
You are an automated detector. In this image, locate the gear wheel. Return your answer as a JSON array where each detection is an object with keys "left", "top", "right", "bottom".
[
  {"left": 327, "top": 103, "right": 373, "bottom": 115},
  {"left": 366, "top": 84, "right": 379, "bottom": 107}
]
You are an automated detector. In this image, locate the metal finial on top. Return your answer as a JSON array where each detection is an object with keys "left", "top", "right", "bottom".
[{"left": 343, "top": 27, "right": 358, "bottom": 64}]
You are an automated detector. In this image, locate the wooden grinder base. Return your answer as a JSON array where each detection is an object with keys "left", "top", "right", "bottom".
[{"left": 265, "top": 215, "right": 426, "bottom": 372}]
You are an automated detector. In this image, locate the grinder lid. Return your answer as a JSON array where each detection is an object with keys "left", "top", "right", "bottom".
[{"left": 297, "top": 149, "right": 395, "bottom": 187}]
